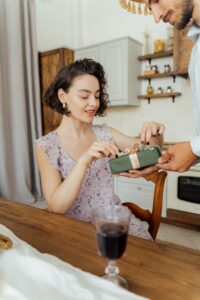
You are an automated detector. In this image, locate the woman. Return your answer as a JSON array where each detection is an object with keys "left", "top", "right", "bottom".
[{"left": 35, "top": 58, "right": 164, "bottom": 240}]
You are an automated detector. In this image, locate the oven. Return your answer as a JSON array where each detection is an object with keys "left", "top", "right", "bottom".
[{"left": 167, "top": 165, "right": 200, "bottom": 215}]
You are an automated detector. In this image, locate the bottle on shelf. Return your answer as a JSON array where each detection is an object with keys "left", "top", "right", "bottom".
[{"left": 146, "top": 85, "right": 154, "bottom": 95}]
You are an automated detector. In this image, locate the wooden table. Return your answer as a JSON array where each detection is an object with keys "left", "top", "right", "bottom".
[{"left": 0, "top": 198, "right": 200, "bottom": 300}]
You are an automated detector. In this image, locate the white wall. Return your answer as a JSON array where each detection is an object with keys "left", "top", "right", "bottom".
[
  {"left": 35, "top": 0, "right": 85, "bottom": 50},
  {"left": 35, "top": 0, "right": 196, "bottom": 142}
]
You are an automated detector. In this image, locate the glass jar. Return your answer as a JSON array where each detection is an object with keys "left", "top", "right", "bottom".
[
  {"left": 157, "top": 87, "right": 163, "bottom": 94},
  {"left": 164, "top": 64, "right": 171, "bottom": 73},
  {"left": 146, "top": 85, "right": 154, "bottom": 95},
  {"left": 151, "top": 65, "right": 159, "bottom": 73},
  {"left": 167, "top": 86, "right": 172, "bottom": 93},
  {"left": 144, "top": 64, "right": 151, "bottom": 75},
  {"left": 154, "top": 39, "right": 166, "bottom": 53}
]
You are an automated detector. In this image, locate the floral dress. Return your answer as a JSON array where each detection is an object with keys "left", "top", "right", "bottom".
[{"left": 36, "top": 124, "right": 152, "bottom": 240}]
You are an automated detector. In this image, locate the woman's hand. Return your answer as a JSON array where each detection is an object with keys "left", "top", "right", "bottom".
[
  {"left": 124, "top": 143, "right": 140, "bottom": 154},
  {"left": 78, "top": 140, "right": 118, "bottom": 166},
  {"left": 140, "top": 121, "right": 165, "bottom": 144}
]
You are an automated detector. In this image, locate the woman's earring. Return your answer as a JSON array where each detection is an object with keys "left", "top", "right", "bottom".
[{"left": 62, "top": 102, "right": 70, "bottom": 116}]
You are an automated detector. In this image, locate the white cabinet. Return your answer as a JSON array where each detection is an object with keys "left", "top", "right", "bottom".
[
  {"left": 75, "top": 37, "right": 142, "bottom": 106},
  {"left": 114, "top": 176, "right": 167, "bottom": 217},
  {"left": 75, "top": 46, "right": 100, "bottom": 62}
]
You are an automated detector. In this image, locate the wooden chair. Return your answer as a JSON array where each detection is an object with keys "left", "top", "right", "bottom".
[{"left": 123, "top": 171, "right": 167, "bottom": 240}]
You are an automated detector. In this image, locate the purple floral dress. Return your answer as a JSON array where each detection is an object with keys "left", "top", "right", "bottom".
[{"left": 36, "top": 124, "right": 152, "bottom": 240}]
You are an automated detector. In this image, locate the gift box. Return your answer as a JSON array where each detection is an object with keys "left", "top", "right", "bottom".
[{"left": 109, "top": 146, "right": 162, "bottom": 174}]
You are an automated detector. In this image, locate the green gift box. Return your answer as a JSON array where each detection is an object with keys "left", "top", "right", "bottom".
[{"left": 108, "top": 146, "right": 162, "bottom": 174}]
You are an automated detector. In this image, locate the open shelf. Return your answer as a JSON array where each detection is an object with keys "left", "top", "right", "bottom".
[
  {"left": 137, "top": 50, "right": 186, "bottom": 104},
  {"left": 138, "top": 71, "right": 188, "bottom": 80},
  {"left": 137, "top": 50, "right": 173, "bottom": 61},
  {"left": 137, "top": 92, "right": 181, "bottom": 100},
  {"left": 137, "top": 92, "right": 182, "bottom": 103},
  {"left": 138, "top": 71, "right": 177, "bottom": 80}
]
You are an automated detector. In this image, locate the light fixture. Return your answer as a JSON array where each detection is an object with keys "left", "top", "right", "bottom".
[{"left": 119, "top": 0, "right": 151, "bottom": 16}]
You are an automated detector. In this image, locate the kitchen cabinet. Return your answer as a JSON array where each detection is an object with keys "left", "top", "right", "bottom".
[
  {"left": 114, "top": 176, "right": 167, "bottom": 217},
  {"left": 39, "top": 48, "right": 74, "bottom": 134},
  {"left": 75, "top": 37, "right": 142, "bottom": 106},
  {"left": 173, "top": 25, "right": 194, "bottom": 75}
]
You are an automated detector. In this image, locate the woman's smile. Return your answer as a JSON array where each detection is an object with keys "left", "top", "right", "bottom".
[{"left": 85, "top": 109, "right": 97, "bottom": 117}]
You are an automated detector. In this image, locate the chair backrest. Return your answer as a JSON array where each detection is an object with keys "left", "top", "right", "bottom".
[{"left": 123, "top": 171, "right": 167, "bottom": 240}]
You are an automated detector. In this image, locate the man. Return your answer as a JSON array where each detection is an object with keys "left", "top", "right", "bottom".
[
  {"left": 122, "top": 0, "right": 200, "bottom": 178},
  {"left": 150, "top": 0, "right": 200, "bottom": 173}
]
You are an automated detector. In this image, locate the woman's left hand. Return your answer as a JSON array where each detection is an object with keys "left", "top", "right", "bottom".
[{"left": 140, "top": 121, "right": 165, "bottom": 144}]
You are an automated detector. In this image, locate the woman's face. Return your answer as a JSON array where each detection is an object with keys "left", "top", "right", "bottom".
[
  {"left": 145, "top": 0, "right": 193, "bottom": 30},
  {"left": 63, "top": 74, "right": 100, "bottom": 123}
]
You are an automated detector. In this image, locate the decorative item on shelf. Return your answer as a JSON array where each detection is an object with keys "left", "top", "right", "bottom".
[
  {"left": 146, "top": 85, "right": 154, "bottom": 95},
  {"left": 166, "top": 86, "right": 173, "bottom": 93},
  {"left": 157, "top": 87, "right": 163, "bottom": 94},
  {"left": 164, "top": 64, "right": 171, "bottom": 73},
  {"left": 143, "top": 26, "right": 151, "bottom": 55},
  {"left": 154, "top": 39, "right": 166, "bottom": 53},
  {"left": 145, "top": 65, "right": 151, "bottom": 72},
  {"left": 143, "top": 64, "right": 153, "bottom": 75},
  {"left": 119, "top": 0, "right": 151, "bottom": 15},
  {"left": 151, "top": 65, "right": 159, "bottom": 73},
  {"left": 166, "top": 26, "right": 173, "bottom": 51}
]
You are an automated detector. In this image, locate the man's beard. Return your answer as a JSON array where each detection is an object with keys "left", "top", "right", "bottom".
[{"left": 176, "top": 1, "right": 193, "bottom": 30}]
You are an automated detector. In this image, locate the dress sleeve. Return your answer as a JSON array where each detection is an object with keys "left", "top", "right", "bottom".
[
  {"left": 35, "top": 133, "right": 60, "bottom": 171},
  {"left": 92, "top": 124, "right": 114, "bottom": 143}
]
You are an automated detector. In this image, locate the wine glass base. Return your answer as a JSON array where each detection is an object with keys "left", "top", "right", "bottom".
[{"left": 103, "top": 274, "right": 129, "bottom": 290}]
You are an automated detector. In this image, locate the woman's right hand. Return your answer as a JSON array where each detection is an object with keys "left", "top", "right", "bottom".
[
  {"left": 78, "top": 140, "right": 118, "bottom": 166},
  {"left": 140, "top": 121, "right": 165, "bottom": 144}
]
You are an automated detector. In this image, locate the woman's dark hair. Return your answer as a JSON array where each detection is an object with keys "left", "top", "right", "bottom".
[{"left": 44, "top": 58, "right": 109, "bottom": 117}]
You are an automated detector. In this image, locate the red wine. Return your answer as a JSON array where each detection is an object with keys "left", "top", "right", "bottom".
[{"left": 96, "top": 223, "right": 128, "bottom": 260}]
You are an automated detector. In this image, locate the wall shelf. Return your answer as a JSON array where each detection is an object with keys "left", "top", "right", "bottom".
[
  {"left": 137, "top": 50, "right": 188, "bottom": 78},
  {"left": 137, "top": 50, "right": 186, "bottom": 103},
  {"left": 138, "top": 50, "right": 173, "bottom": 64},
  {"left": 138, "top": 71, "right": 178, "bottom": 85},
  {"left": 138, "top": 71, "right": 188, "bottom": 81},
  {"left": 137, "top": 92, "right": 182, "bottom": 104},
  {"left": 138, "top": 71, "right": 177, "bottom": 81}
]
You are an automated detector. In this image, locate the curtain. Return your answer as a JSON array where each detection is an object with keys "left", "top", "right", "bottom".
[{"left": 0, "top": 0, "right": 42, "bottom": 204}]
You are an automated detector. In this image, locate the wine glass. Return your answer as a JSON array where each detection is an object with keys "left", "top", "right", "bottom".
[{"left": 93, "top": 205, "right": 131, "bottom": 289}]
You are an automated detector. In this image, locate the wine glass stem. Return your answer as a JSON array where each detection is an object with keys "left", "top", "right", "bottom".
[{"left": 105, "top": 260, "right": 119, "bottom": 278}]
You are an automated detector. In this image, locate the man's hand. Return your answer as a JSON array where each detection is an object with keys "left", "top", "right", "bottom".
[{"left": 156, "top": 142, "right": 198, "bottom": 172}]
